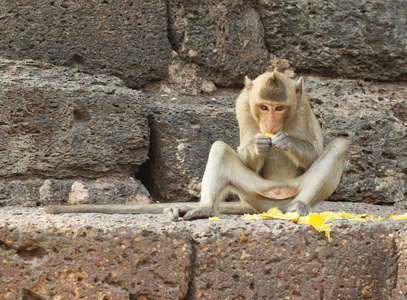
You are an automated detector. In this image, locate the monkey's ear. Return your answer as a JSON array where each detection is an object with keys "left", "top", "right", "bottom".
[
  {"left": 295, "top": 77, "right": 303, "bottom": 100},
  {"left": 245, "top": 76, "right": 253, "bottom": 90}
]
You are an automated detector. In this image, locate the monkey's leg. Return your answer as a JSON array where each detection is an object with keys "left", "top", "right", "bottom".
[
  {"left": 287, "top": 138, "right": 349, "bottom": 215},
  {"left": 167, "top": 141, "right": 297, "bottom": 221}
]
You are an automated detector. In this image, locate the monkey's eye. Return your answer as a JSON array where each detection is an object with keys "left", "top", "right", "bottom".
[
  {"left": 259, "top": 104, "right": 269, "bottom": 112},
  {"left": 274, "top": 106, "right": 285, "bottom": 112}
]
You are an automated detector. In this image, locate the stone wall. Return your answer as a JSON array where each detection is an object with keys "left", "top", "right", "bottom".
[
  {"left": 0, "top": 2, "right": 405, "bottom": 205},
  {"left": 1, "top": 0, "right": 406, "bottom": 89},
  {"left": 0, "top": 2, "right": 406, "bottom": 299}
]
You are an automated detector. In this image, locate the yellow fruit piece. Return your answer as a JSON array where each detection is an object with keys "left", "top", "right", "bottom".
[
  {"left": 299, "top": 214, "right": 332, "bottom": 241},
  {"left": 265, "top": 133, "right": 274, "bottom": 138},
  {"left": 389, "top": 213, "right": 407, "bottom": 220},
  {"left": 299, "top": 213, "right": 325, "bottom": 227},
  {"left": 260, "top": 207, "right": 300, "bottom": 222},
  {"left": 319, "top": 211, "right": 368, "bottom": 222},
  {"left": 243, "top": 207, "right": 407, "bottom": 240},
  {"left": 208, "top": 217, "right": 220, "bottom": 221}
]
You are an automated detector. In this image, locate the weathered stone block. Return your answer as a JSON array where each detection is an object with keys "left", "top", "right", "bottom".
[
  {"left": 259, "top": 0, "right": 407, "bottom": 81},
  {"left": 307, "top": 77, "right": 407, "bottom": 204},
  {"left": 0, "top": 58, "right": 150, "bottom": 205},
  {"left": 168, "top": 0, "right": 269, "bottom": 86},
  {"left": 0, "top": 203, "right": 406, "bottom": 299},
  {"left": 394, "top": 229, "right": 407, "bottom": 299},
  {"left": 0, "top": 0, "right": 171, "bottom": 88},
  {"left": 0, "top": 209, "right": 191, "bottom": 299},
  {"left": 140, "top": 93, "right": 238, "bottom": 202},
  {"left": 0, "top": 178, "right": 150, "bottom": 207},
  {"left": 188, "top": 219, "right": 397, "bottom": 299}
]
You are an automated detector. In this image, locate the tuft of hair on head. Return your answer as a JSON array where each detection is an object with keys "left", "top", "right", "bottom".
[
  {"left": 260, "top": 69, "right": 287, "bottom": 102},
  {"left": 267, "top": 69, "right": 277, "bottom": 85}
]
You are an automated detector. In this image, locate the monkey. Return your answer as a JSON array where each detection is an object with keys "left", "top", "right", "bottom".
[
  {"left": 165, "top": 69, "right": 349, "bottom": 220},
  {"left": 43, "top": 69, "right": 349, "bottom": 221}
]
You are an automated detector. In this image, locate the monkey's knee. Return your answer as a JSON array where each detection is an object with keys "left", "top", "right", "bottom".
[
  {"left": 208, "top": 141, "right": 235, "bottom": 162},
  {"left": 211, "top": 141, "right": 232, "bottom": 154},
  {"left": 326, "top": 138, "right": 349, "bottom": 157}
]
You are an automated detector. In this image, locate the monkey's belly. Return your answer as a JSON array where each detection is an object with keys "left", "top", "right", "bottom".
[{"left": 256, "top": 185, "right": 299, "bottom": 200}]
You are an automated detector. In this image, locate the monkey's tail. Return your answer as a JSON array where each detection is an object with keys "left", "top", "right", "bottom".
[{"left": 41, "top": 202, "right": 256, "bottom": 215}]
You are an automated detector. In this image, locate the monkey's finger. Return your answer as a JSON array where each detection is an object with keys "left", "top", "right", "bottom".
[
  {"left": 256, "top": 135, "right": 272, "bottom": 153},
  {"left": 271, "top": 131, "right": 286, "bottom": 143}
]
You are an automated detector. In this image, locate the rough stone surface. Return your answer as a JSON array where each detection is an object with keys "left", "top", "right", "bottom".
[
  {"left": 139, "top": 92, "right": 238, "bottom": 202},
  {"left": 0, "top": 0, "right": 171, "bottom": 88},
  {"left": 0, "top": 202, "right": 407, "bottom": 299},
  {"left": 259, "top": 0, "right": 407, "bottom": 81},
  {"left": 0, "top": 178, "right": 151, "bottom": 207},
  {"left": 307, "top": 77, "right": 407, "bottom": 204},
  {"left": 0, "top": 208, "right": 191, "bottom": 299},
  {"left": 188, "top": 219, "right": 396, "bottom": 299},
  {"left": 394, "top": 230, "right": 407, "bottom": 299},
  {"left": 0, "top": 58, "right": 150, "bottom": 205},
  {"left": 168, "top": 0, "right": 269, "bottom": 87},
  {"left": 0, "top": 1, "right": 406, "bottom": 88}
]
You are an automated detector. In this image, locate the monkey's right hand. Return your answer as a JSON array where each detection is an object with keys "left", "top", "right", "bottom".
[
  {"left": 255, "top": 133, "right": 273, "bottom": 155},
  {"left": 164, "top": 206, "right": 213, "bottom": 222}
]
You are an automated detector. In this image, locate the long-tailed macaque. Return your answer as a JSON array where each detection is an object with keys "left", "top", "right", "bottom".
[{"left": 44, "top": 70, "right": 349, "bottom": 221}]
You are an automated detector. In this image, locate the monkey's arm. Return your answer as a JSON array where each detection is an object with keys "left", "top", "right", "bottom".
[
  {"left": 235, "top": 92, "right": 267, "bottom": 172},
  {"left": 272, "top": 131, "right": 320, "bottom": 169},
  {"left": 42, "top": 202, "right": 256, "bottom": 216}
]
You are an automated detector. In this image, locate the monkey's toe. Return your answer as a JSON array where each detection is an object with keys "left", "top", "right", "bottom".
[
  {"left": 183, "top": 207, "right": 213, "bottom": 221},
  {"left": 287, "top": 201, "right": 310, "bottom": 216},
  {"left": 164, "top": 206, "right": 189, "bottom": 222}
]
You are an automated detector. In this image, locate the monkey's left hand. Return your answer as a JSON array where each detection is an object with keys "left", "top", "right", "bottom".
[{"left": 271, "top": 131, "right": 292, "bottom": 151}]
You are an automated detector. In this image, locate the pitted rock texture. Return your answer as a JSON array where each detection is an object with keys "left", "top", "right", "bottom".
[
  {"left": 307, "top": 77, "right": 407, "bottom": 204},
  {"left": 0, "top": 58, "right": 150, "bottom": 205},
  {"left": 0, "top": 57, "right": 405, "bottom": 206},
  {"left": 0, "top": 202, "right": 407, "bottom": 299},
  {"left": 0, "top": 208, "right": 191, "bottom": 299},
  {"left": 167, "top": 0, "right": 269, "bottom": 87},
  {"left": 188, "top": 219, "right": 396, "bottom": 299},
  {"left": 140, "top": 92, "right": 238, "bottom": 202},
  {"left": 0, "top": 0, "right": 171, "bottom": 88},
  {"left": 1, "top": 1, "right": 406, "bottom": 88},
  {"left": 0, "top": 177, "right": 151, "bottom": 207},
  {"left": 258, "top": 0, "right": 407, "bottom": 81}
]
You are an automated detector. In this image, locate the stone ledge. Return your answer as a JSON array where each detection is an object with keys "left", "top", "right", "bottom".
[{"left": 1, "top": 202, "right": 407, "bottom": 299}]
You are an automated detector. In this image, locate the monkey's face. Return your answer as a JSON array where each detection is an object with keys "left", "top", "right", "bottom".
[
  {"left": 246, "top": 69, "right": 300, "bottom": 134},
  {"left": 255, "top": 101, "right": 290, "bottom": 134}
]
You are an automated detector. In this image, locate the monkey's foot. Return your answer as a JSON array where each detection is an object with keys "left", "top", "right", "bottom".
[
  {"left": 164, "top": 206, "right": 213, "bottom": 222},
  {"left": 256, "top": 185, "right": 299, "bottom": 200},
  {"left": 287, "top": 201, "right": 310, "bottom": 216}
]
